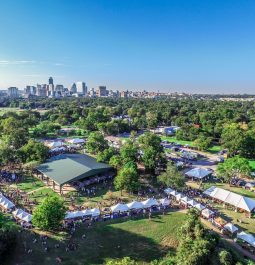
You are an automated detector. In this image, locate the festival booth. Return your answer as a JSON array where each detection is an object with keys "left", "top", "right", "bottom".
[
  {"left": 47, "top": 141, "right": 64, "bottom": 149},
  {"left": 175, "top": 193, "right": 183, "bottom": 202},
  {"left": 185, "top": 168, "right": 211, "bottom": 181},
  {"left": 69, "top": 138, "right": 85, "bottom": 145},
  {"left": 223, "top": 223, "right": 238, "bottom": 237},
  {"left": 194, "top": 203, "right": 206, "bottom": 211},
  {"left": 237, "top": 232, "right": 255, "bottom": 252},
  {"left": 13, "top": 208, "right": 32, "bottom": 223},
  {"left": 164, "top": 188, "right": 173, "bottom": 195},
  {"left": 159, "top": 198, "right": 171, "bottom": 208},
  {"left": 201, "top": 208, "right": 214, "bottom": 219},
  {"left": 212, "top": 217, "right": 227, "bottom": 230},
  {"left": 111, "top": 203, "right": 129, "bottom": 218},
  {"left": 141, "top": 198, "right": 159, "bottom": 211},
  {"left": 187, "top": 199, "right": 198, "bottom": 208},
  {"left": 204, "top": 186, "right": 255, "bottom": 217},
  {"left": 0, "top": 194, "right": 15, "bottom": 211}
]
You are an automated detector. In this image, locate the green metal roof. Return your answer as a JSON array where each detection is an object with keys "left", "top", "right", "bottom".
[{"left": 36, "top": 154, "right": 112, "bottom": 186}]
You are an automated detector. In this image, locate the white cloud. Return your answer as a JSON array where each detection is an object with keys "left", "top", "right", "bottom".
[{"left": 0, "top": 60, "right": 36, "bottom": 65}]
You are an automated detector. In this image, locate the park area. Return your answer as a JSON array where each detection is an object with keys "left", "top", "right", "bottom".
[{"left": 6, "top": 211, "right": 185, "bottom": 265}]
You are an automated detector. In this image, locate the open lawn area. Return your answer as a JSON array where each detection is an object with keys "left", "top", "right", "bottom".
[
  {"left": 160, "top": 136, "right": 221, "bottom": 154},
  {"left": 6, "top": 211, "right": 186, "bottom": 265},
  {"left": 249, "top": 160, "right": 255, "bottom": 171},
  {"left": 10, "top": 176, "right": 45, "bottom": 193}
]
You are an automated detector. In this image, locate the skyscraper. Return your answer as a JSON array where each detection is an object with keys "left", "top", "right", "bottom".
[
  {"left": 76, "top": 81, "right": 87, "bottom": 95},
  {"left": 97, "top": 86, "right": 107, "bottom": 97},
  {"left": 49, "top": 77, "right": 54, "bottom": 85},
  {"left": 70, "top": 83, "right": 77, "bottom": 93}
]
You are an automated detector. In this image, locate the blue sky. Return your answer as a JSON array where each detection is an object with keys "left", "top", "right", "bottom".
[{"left": 0, "top": 0, "right": 255, "bottom": 93}]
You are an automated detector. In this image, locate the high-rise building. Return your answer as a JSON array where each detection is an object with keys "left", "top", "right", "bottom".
[
  {"left": 76, "top": 81, "right": 87, "bottom": 95},
  {"left": 25, "top": 86, "right": 36, "bottom": 95},
  {"left": 49, "top": 77, "right": 54, "bottom": 85},
  {"left": 70, "top": 83, "right": 77, "bottom": 93},
  {"left": 8, "top": 87, "right": 19, "bottom": 98},
  {"left": 97, "top": 86, "right": 107, "bottom": 97}
]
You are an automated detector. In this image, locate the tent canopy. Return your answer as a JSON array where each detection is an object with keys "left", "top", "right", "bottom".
[
  {"left": 204, "top": 186, "right": 255, "bottom": 212},
  {"left": 141, "top": 198, "right": 159, "bottom": 208},
  {"left": 127, "top": 201, "right": 144, "bottom": 210},
  {"left": 237, "top": 232, "right": 255, "bottom": 247},
  {"left": 111, "top": 203, "right": 129, "bottom": 213},
  {"left": 201, "top": 208, "right": 214, "bottom": 218},
  {"left": 186, "top": 168, "right": 211, "bottom": 179},
  {"left": 159, "top": 198, "right": 171, "bottom": 206},
  {"left": 36, "top": 154, "right": 113, "bottom": 186},
  {"left": 0, "top": 195, "right": 15, "bottom": 209},
  {"left": 164, "top": 188, "right": 173, "bottom": 195},
  {"left": 224, "top": 223, "right": 238, "bottom": 233}
]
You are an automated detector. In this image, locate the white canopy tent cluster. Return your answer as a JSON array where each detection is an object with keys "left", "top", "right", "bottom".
[
  {"left": 185, "top": 167, "right": 212, "bottom": 180},
  {"left": 164, "top": 188, "right": 206, "bottom": 213},
  {"left": 65, "top": 208, "right": 100, "bottom": 220},
  {"left": 204, "top": 186, "right": 255, "bottom": 213},
  {"left": 0, "top": 194, "right": 15, "bottom": 210},
  {"left": 237, "top": 232, "right": 255, "bottom": 247},
  {"left": 13, "top": 208, "right": 32, "bottom": 222}
]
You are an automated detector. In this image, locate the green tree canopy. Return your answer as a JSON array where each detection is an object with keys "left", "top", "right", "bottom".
[{"left": 86, "top": 131, "right": 108, "bottom": 154}]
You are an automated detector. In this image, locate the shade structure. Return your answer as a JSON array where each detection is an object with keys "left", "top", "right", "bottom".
[
  {"left": 127, "top": 201, "right": 144, "bottom": 210},
  {"left": 164, "top": 188, "right": 173, "bottom": 195},
  {"left": 36, "top": 154, "right": 112, "bottom": 186},
  {"left": 204, "top": 186, "right": 255, "bottom": 212},
  {"left": 224, "top": 223, "right": 238, "bottom": 234},
  {"left": 237, "top": 232, "right": 255, "bottom": 247},
  {"left": 187, "top": 199, "right": 198, "bottom": 207},
  {"left": 159, "top": 198, "right": 171, "bottom": 206},
  {"left": 186, "top": 168, "right": 211, "bottom": 180},
  {"left": 201, "top": 208, "right": 214, "bottom": 219},
  {"left": 90, "top": 208, "right": 100, "bottom": 217},
  {"left": 13, "top": 209, "right": 32, "bottom": 222},
  {"left": 141, "top": 198, "right": 159, "bottom": 208},
  {"left": 175, "top": 193, "right": 183, "bottom": 201},
  {"left": 69, "top": 138, "right": 85, "bottom": 144},
  {"left": 181, "top": 196, "right": 189, "bottom": 204},
  {"left": 0, "top": 195, "right": 15, "bottom": 209},
  {"left": 194, "top": 203, "right": 206, "bottom": 211},
  {"left": 111, "top": 203, "right": 129, "bottom": 213},
  {"left": 169, "top": 190, "right": 178, "bottom": 196},
  {"left": 48, "top": 141, "right": 64, "bottom": 149}
]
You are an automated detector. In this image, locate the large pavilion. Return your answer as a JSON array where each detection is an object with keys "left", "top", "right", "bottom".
[{"left": 36, "top": 154, "right": 113, "bottom": 193}]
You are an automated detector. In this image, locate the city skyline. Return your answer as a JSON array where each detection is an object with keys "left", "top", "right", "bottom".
[{"left": 0, "top": 0, "right": 255, "bottom": 93}]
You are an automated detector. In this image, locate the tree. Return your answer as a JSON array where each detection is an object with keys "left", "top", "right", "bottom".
[
  {"left": 138, "top": 132, "right": 166, "bottom": 173},
  {"left": 109, "top": 155, "right": 123, "bottom": 170},
  {"left": 157, "top": 162, "right": 185, "bottom": 189},
  {"left": 120, "top": 140, "right": 138, "bottom": 163},
  {"left": 217, "top": 156, "right": 251, "bottom": 183},
  {"left": 194, "top": 135, "right": 212, "bottom": 151},
  {"left": 114, "top": 161, "right": 139, "bottom": 193},
  {"left": 0, "top": 142, "right": 16, "bottom": 165},
  {"left": 97, "top": 147, "right": 115, "bottom": 163},
  {"left": 18, "top": 139, "right": 49, "bottom": 163},
  {"left": 218, "top": 250, "right": 233, "bottom": 265},
  {"left": 106, "top": 257, "right": 138, "bottom": 265},
  {"left": 86, "top": 132, "right": 108, "bottom": 154},
  {"left": 32, "top": 195, "right": 66, "bottom": 231}
]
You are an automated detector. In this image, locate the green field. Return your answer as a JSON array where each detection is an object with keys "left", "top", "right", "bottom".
[
  {"left": 6, "top": 211, "right": 186, "bottom": 265},
  {"left": 161, "top": 136, "right": 221, "bottom": 154},
  {"left": 249, "top": 160, "right": 255, "bottom": 171}
]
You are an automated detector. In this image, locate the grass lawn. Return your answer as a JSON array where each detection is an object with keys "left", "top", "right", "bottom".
[
  {"left": 7, "top": 211, "right": 186, "bottom": 265},
  {"left": 10, "top": 176, "right": 45, "bottom": 193},
  {"left": 28, "top": 187, "right": 60, "bottom": 203},
  {"left": 249, "top": 160, "right": 255, "bottom": 171}
]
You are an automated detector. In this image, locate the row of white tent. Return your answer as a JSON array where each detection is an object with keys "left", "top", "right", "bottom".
[
  {"left": 164, "top": 188, "right": 206, "bottom": 212},
  {"left": 65, "top": 198, "right": 171, "bottom": 219},
  {"left": 13, "top": 208, "right": 32, "bottom": 223},
  {"left": 0, "top": 194, "right": 15, "bottom": 210},
  {"left": 47, "top": 139, "right": 85, "bottom": 149},
  {"left": 204, "top": 186, "right": 255, "bottom": 212}
]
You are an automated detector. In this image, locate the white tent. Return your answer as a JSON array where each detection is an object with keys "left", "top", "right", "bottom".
[
  {"left": 111, "top": 203, "right": 129, "bottom": 213},
  {"left": 175, "top": 193, "right": 183, "bottom": 201},
  {"left": 0, "top": 195, "right": 15, "bottom": 210},
  {"left": 48, "top": 141, "right": 63, "bottom": 149},
  {"left": 169, "top": 190, "right": 178, "bottom": 196},
  {"left": 127, "top": 201, "right": 144, "bottom": 210},
  {"left": 164, "top": 188, "right": 173, "bottom": 195},
  {"left": 186, "top": 168, "right": 211, "bottom": 180},
  {"left": 69, "top": 138, "right": 85, "bottom": 144},
  {"left": 201, "top": 208, "right": 214, "bottom": 219},
  {"left": 13, "top": 209, "right": 32, "bottom": 222},
  {"left": 90, "top": 208, "right": 100, "bottom": 217},
  {"left": 181, "top": 196, "right": 189, "bottom": 204},
  {"left": 159, "top": 198, "right": 171, "bottom": 206},
  {"left": 237, "top": 232, "right": 255, "bottom": 247},
  {"left": 194, "top": 203, "right": 206, "bottom": 211},
  {"left": 187, "top": 199, "right": 198, "bottom": 207},
  {"left": 141, "top": 198, "right": 159, "bottom": 208},
  {"left": 204, "top": 186, "right": 255, "bottom": 212},
  {"left": 224, "top": 223, "right": 238, "bottom": 234}
]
